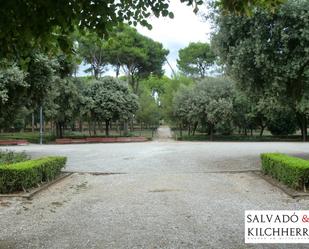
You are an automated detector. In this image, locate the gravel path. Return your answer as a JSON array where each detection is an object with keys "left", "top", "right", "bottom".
[
  {"left": 155, "top": 126, "right": 173, "bottom": 141},
  {"left": 1, "top": 138, "right": 309, "bottom": 248}
]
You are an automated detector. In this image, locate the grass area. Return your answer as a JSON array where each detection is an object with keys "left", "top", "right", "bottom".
[
  {"left": 0, "top": 132, "right": 56, "bottom": 143},
  {"left": 172, "top": 130, "right": 306, "bottom": 142},
  {"left": 0, "top": 129, "right": 156, "bottom": 144},
  {"left": 61, "top": 129, "right": 155, "bottom": 139},
  {"left": 261, "top": 153, "right": 309, "bottom": 190},
  {"left": 0, "top": 150, "right": 30, "bottom": 165}
]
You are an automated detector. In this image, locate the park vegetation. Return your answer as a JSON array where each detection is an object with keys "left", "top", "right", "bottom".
[
  {"left": 0, "top": 155, "right": 67, "bottom": 193},
  {"left": 0, "top": 0, "right": 307, "bottom": 143},
  {"left": 170, "top": 0, "right": 308, "bottom": 141},
  {"left": 261, "top": 153, "right": 309, "bottom": 190}
]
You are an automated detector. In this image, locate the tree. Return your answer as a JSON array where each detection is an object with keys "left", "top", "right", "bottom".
[
  {"left": 26, "top": 53, "right": 58, "bottom": 109},
  {"left": 106, "top": 25, "right": 168, "bottom": 94},
  {"left": 0, "top": 0, "right": 197, "bottom": 60},
  {"left": 161, "top": 74, "right": 194, "bottom": 123},
  {"left": 173, "top": 85, "right": 199, "bottom": 136},
  {"left": 0, "top": 60, "right": 27, "bottom": 130},
  {"left": 84, "top": 77, "right": 138, "bottom": 136},
  {"left": 77, "top": 31, "right": 109, "bottom": 79},
  {"left": 46, "top": 78, "right": 82, "bottom": 138},
  {"left": 267, "top": 109, "right": 297, "bottom": 136},
  {"left": 194, "top": 77, "right": 234, "bottom": 140},
  {"left": 177, "top": 42, "right": 216, "bottom": 78},
  {"left": 0, "top": 0, "right": 282, "bottom": 59},
  {"left": 136, "top": 85, "right": 161, "bottom": 128},
  {"left": 213, "top": 0, "right": 309, "bottom": 140}
]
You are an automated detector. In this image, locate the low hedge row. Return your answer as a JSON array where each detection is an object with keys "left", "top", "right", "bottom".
[
  {"left": 0, "top": 156, "right": 67, "bottom": 194},
  {"left": 261, "top": 153, "right": 309, "bottom": 190}
]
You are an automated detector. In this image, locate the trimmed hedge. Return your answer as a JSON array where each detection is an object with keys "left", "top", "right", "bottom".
[
  {"left": 261, "top": 153, "right": 309, "bottom": 190},
  {"left": 0, "top": 156, "right": 67, "bottom": 194}
]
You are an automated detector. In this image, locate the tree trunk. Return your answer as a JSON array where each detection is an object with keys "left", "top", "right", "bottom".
[
  {"left": 93, "top": 121, "right": 97, "bottom": 135},
  {"left": 209, "top": 124, "right": 214, "bottom": 141},
  {"left": 115, "top": 64, "right": 120, "bottom": 78},
  {"left": 296, "top": 113, "right": 307, "bottom": 142},
  {"left": 179, "top": 123, "right": 183, "bottom": 137},
  {"left": 79, "top": 120, "right": 83, "bottom": 133},
  {"left": 60, "top": 123, "right": 64, "bottom": 138},
  {"left": 192, "top": 122, "right": 198, "bottom": 136},
  {"left": 99, "top": 122, "right": 104, "bottom": 133},
  {"left": 259, "top": 125, "right": 265, "bottom": 137},
  {"left": 250, "top": 128, "right": 253, "bottom": 136},
  {"left": 87, "top": 120, "right": 92, "bottom": 136},
  {"left": 105, "top": 120, "right": 110, "bottom": 136},
  {"left": 32, "top": 112, "right": 35, "bottom": 132},
  {"left": 302, "top": 117, "right": 307, "bottom": 142},
  {"left": 123, "top": 121, "right": 128, "bottom": 136}
]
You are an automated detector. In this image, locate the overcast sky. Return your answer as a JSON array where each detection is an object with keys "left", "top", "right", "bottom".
[
  {"left": 136, "top": 2, "right": 211, "bottom": 77},
  {"left": 78, "top": 2, "right": 212, "bottom": 77}
]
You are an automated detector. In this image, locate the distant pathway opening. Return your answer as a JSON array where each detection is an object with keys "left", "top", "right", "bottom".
[{"left": 155, "top": 126, "right": 173, "bottom": 141}]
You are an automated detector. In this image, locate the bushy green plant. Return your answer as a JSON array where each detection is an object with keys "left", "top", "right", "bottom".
[
  {"left": 0, "top": 156, "right": 67, "bottom": 193},
  {"left": 0, "top": 150, "right": 29, "bottom": 165},
  {"left": 261, "top": 153, "right": 309, "bottom": 190}
]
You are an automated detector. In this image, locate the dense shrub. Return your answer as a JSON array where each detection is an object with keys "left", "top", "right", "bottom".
[
  {"left": 267, "top": 111, "right": 297, "bottom": 136},
  {"left": 261, "top": 153, "right": 309, "bottom": 190},
  {"left": 0, "top": 150, "right": 29, "bottom": 165},
  {"left": 0, "top": 156, "right": 67, "bottom": 193}
]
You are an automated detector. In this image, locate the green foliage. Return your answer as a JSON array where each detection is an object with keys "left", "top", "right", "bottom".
[
  {"left": 267, "top": 109, "right": 297, "bottom": 136},
  {"left": 213, "top": 0, "right": 309, "bottom": 139},
  {"left": 45, "top": 77, "right": 83, "bottom": 137},
  {"left": 77, "top": 31, "right": 109, "bottom": 79},
  {"left": 0, "top": 0, "right": 203, "bottom": 59},
  {"left": 232, "top": 91, "right": 258, "bottom": 132},
  {"left": 136, "top": 86, "right": 161, "bottom": 126},
  {"left": 0, "top": 156, "right": 67, "bottom": 193},
  {"left": 261, "top": 153, "right": 309, "bottom": 190},
  {"left": 0, "top": 60, "right": 28, "bottom": 129},
  {"left": 0, "top": 132, "right": 56, "bottom": 144},
  {"left": 83, "top": 77, "right": 139, "bottom": 135},
  {"left": 160, "top": 74, "right": 194, "bottom": 122},
  {"left": 177, "top": 42, "right": 216, "bottom": 78},
  {"left": 105, "top": 25, "right": 169, "bottom": 93},
  {"left": 173, "top": 85, "right": 197, "bottom": 127},
  {"left": 0, "top": 150, "right": 29, "bottom": 165},
  {"left": 26, "top": 53, "right": 59, "bottom": 108},
  {"left": 215, "top": 0, "right": 285, "bottom": 15},
  {"left": 172, "top": 77, "right": 234, "bottom": 138}
]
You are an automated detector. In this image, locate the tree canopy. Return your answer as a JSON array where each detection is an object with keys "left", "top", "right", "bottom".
[
  {"left": 105, "top": 25, "right": 169, "bottom": 93},
  {"left": 84, "top": 77, "right": 139, "bottom": 135},
  {"left": 0, "top": 0, "right": 284, "bottom": 60},
  {"left": 212, "top": 0, "right": 309, "bottom": 139},
  {"left": 177, "top": 42, "right": 216, "bottom": 78}
]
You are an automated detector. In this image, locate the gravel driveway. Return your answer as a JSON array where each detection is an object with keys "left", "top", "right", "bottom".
[{"left": 1, "top": 135, "right": 309, "bottom": 248}]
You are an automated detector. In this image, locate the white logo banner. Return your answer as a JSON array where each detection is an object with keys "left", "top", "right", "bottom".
[{"left": 245, "top": 210, "right": 309, "bottom": 243}]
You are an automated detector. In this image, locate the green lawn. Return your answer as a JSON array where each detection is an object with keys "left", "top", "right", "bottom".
[
  {"left": 0, "top": 129, "right": 156, "bottom": 144},
  {"left": 172, "top": 130, "right": 307, "bottom": 142}
]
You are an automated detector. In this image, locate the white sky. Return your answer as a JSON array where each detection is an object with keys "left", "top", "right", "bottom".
[
  {"left": 136, "top": 1, "right": 211, "bottom": 77},
  {"left": 78, "top": 2, "right": 212, "bottom": 77}
]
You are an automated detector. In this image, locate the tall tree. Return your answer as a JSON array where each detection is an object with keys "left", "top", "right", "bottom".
[
  {"left": 106, "top": 25, "right": 168, "bottom": 94},
  {"left": 77, "top": 31, "right": 109, "bottom": 79},
  {"left": 177, "top": 42, "right": 216, "bottom": 78},
  {"left": 213, "top": 0, "right": 309, "bottom": 140}
]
